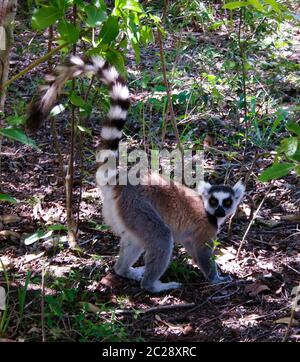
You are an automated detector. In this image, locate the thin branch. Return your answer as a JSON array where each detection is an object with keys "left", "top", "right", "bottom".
[
  {"left": 236, "top": 182, "right": 274, "bottom": 259},
  {"left": 47, "top": 25, "right": 64, "bottom": 181},
  {"left": 50, "top": 117, "right": 64, "bottom": 180},
  {"left": 76, "top": 76, "right": 96, "bottom": 231},
  {"left": 162, "top": 0, "right": 169, "bottom": 24},
  {"left": 47, "top": 26, "right": 54, "bottom": 72},
  {"left": 1, "top": 42, "right": 68, "bottom": 91},
  {"left": 0, "top": 29, "right": 90, "bottom": 92},
  {"left": 157, "top": 30, "right": 185, "bottom": 180},
  {"left": 65, "top": 4, "right": 78, "bottom": 249}
]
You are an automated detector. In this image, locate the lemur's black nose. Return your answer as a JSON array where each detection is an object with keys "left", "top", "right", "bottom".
[{"left": 215, "top": 207, "right": 225, "bottom": 217}]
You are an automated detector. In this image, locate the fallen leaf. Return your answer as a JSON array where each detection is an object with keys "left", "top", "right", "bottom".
[
  {"left": 100, "top": 273, "right": 122, "bottom": 288},
  {"left": 218, "top": 247, "right": 236, "bottom": 264},
  {"left": 239, "top": 314, "right": 260, "bottom": 327},
  {"left": 240, "top": 204, "right": 252, "bottom": 217},
  {"left": 183, "top": 323, "right": 195, "bottom": 335},
  {"left": 0, "top": 214, "right": 21, "bottom": 224},
  {"left": 48, "top": 265, "right": 72, "bottom": 277},
  {"left": 28, "top": 326, "right": 42, "bottom": 334},
  {"left": 280, "top": 214, "right": 300, "bottom": 222},
  {"left": 155, "top": 314, "right": 185, "bottom": 330},
  {"left": 0, "top": 256, "right": 14, "bottom": 270},
  {"left": 24, "top": 252, "right": 45, "bottom": 264},
  {"left": 256, "top": 218, "right": 281, "bottom": 227},
  {"left": 274, "top": 317, "right": 299, "bottom": 326},
  {"left": 203, "top": 134, "right": 215, "bottom": 149},
  {"left": 0, "top": 230, "right": 20, "bottom": 241},
  {"left": 79, "top": 302, "right": 101, "bottom": 314},
  {"left": 244, "top": 281, "right": 270, "bottom": 297}
]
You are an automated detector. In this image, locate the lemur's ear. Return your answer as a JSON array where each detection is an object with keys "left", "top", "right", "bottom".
[
  {"left": 197, "top": 181, "right": 211, "bottom": 196},
  {"left": 233, "top": 180, "right": 245, "bottom": 203}
]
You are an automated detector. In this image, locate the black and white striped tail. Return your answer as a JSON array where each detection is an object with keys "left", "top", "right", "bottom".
[{"left": 26, "top": 55, "right": 130, "bottom": 187}]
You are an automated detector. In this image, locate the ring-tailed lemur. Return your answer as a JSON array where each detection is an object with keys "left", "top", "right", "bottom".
[{"left": 26, "top": 56, "right": 245, "bottom": 293}]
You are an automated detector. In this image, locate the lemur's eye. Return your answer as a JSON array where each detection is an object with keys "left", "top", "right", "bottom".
[
  {"left": 209, "top": 196, "right": 218, "bottom": 207},
  {"left": 223, "top": 198, "right": 233, "bottom": 208}
]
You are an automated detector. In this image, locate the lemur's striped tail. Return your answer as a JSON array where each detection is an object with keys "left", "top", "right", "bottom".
[{"left": 26, "top": 56, "right": 130, "bottom": 187}]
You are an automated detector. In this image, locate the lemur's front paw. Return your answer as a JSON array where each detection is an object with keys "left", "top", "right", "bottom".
[{"left": 210, "top": 274, "right": 232, "bottom": 284}]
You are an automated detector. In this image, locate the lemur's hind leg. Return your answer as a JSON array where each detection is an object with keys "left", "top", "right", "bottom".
[
  {"left": 118, "top": 194, "right": 182, "bottom": 293},
  {"left": 141, "top": 237, "right": 182, "bottom": 293},
  {"left": 114, "top": 237, "right": 145, "bottom": 281}
]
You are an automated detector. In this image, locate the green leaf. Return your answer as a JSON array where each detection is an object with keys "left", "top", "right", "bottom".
[
  {"left": 122, "top": 0, "right": 143, "bottom": 13},
  {"left": 50, "top": 0, "right": 72, "bottom": 13},
  {"left": 286, "top": 121, "right": 300, "bottom": 137},
  {"left": 106, "top": 49, "right": 126, "bottom": 75},
  {"left": 47, "top": 224, "right": 68, "bottom": 231},
  {"left": 0, "top": 128, "right": 37, "bottom": 148},
  {"left": 248, "top": 0, "right": 265, "bottom": 12},
  {"left": 291, "top": 151, "right": 300, "bottom": 162},
  {"left": 0, "top": 194, "right": 17, "bottom": 203},
  {"left": 131, "top": 41, "right": 140, "bottom": 63},
  {"left": 6, "top": 115, "right": 24, "bottom": 127},
  {"left": 99, "top": 16, "right": 119, "bottom": 44},
  {"left": 77, "top": 125, "right": 92, "bottom": 136},
  {"left": 69, "top": 93, "right": 87, "bottom": 108},
  {"left": 279, "top": 137, "right": 298, "bottom": 157},
  {"left": 74, "top": 0, "right": 85, "bottom": 6},
  {"left": 268, "top": 113, "right": 283, "bottom": 140},
  {"left": 85, "top": 5, "right": 107, "bottom": 27},
  {"left": 92, "top": 223, "right": 110, "bottom": 231},
  {"left": 24, "top": 230, "right": 53, "bottom": 246},
  {"left": 209, "top": 21, "right": 225, "bottom": 31},
  {"left": 264, "top": 0, "right": 281, "bottom": 13},
  {"left": 57, "top": 20, "right": 80, "bottom": 43},
  {"left": 32, "top": 6, "right": 60, "bottom": 30},
  {"left": 140, "top": 25, "right": 154, "bottom": 45},
  {"left": 259, "top": 162, "right": 295, "bottom": 182},
  {"left": 50, "top": 104, "right": 65, "bottom": 117},
  {"left": 223, "top": 1, "right": 249, "bottom": 10}
]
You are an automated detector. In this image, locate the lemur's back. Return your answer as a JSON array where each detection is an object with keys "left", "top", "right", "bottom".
[{"left": 108, "top": 174, "right": 217, "bottom": 242}]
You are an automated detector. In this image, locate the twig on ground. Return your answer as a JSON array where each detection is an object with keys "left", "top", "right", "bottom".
[{"left": 106, "top": 303, "right": 196, "bottom": 315}]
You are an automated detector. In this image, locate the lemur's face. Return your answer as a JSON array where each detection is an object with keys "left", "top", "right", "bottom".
[{"left": 198, "top": 181, "right": 245, "bottom": 221}]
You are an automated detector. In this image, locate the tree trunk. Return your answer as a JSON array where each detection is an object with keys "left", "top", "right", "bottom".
[
  {"left": 0, "top": 0, "right": 17, "bottom": 114},
  {"left": 0, "top": 1, "right": 17, "bottom": 190}
]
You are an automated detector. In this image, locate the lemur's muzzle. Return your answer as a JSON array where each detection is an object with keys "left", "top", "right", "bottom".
[{"left": 215, "top": 207, "right": 225, "bottom": 218}]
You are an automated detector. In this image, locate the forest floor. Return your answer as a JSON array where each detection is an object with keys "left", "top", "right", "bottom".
[{"left": 0, "top": 4, "right": 300, "bottom": 342}]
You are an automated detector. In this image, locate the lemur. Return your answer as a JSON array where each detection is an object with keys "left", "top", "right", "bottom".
[{"left": 26, "top": 56, "right": 245, "bottom": 293}]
